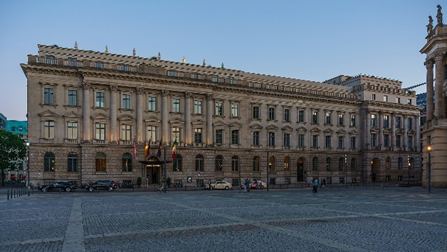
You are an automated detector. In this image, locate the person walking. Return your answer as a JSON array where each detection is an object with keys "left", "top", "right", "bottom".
[{"left": 312, "top": 178, "right": 320, "bottom": 193}]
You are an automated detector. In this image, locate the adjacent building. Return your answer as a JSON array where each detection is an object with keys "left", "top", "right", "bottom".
[
  {"left": 0, "top": 113, "right": 6, "bottom": 130},
  {"left": 21, "top": 44, "right": 421, "bottom": 187},
  {"left": 5, "top": 120, "right": 28, "bottom": 140}
]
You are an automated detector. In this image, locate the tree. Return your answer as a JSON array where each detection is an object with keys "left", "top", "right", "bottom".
[{"left": 0, "top": 130, "right": 26, "bottom": 186}]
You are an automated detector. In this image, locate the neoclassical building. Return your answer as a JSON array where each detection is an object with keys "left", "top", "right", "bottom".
[
  {"left": 421, "top": 5, "right": 447, "bottom": 187},
  {"left": 22, "top": 44, "right": 420, "bottom": 187}
]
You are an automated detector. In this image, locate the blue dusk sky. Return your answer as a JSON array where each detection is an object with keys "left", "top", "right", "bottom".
[{"left": 0, "top": 0, "right": 440, "bottom": 120}]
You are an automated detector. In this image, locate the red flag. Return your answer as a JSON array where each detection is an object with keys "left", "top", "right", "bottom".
[
  {"left": 132, "top": 139, "right": 137, "bottom": 160},
  {"left": 157, "top": 138, "right": 162, "bottom": 158},
  {"left": 171, "top": 138, "right": 178, "bottom": 161},
  {"left": 144, "top": 139, "right": 151, "bottom": 160}
]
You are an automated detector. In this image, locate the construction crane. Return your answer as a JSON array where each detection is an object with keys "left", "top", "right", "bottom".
[{"left": 404, "top": 82, "right": 426, "bottom": 90}]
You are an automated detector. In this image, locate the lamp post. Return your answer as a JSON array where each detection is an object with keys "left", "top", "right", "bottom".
[
  {"left": 427, "top": 145, "right": 432, "bottom": 193},
  {"left": 26, "top": 141, "right": 30, "bottom": 189},
  {"left": 344, "top": 154, "right": 347, "bottom": 186},
  {"left": 267, "top": 151, "right": 270, "bottom": 192}
]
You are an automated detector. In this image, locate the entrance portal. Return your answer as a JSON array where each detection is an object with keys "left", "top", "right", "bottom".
[
  {"left": 371, "top": 158, "right": 380, "bottom": 183},
  {"left": 146, "top": 165, "right": 160, "bottom": 184},
  {"left": 297, "top": 157, "right": 305, "bottom": 182}
]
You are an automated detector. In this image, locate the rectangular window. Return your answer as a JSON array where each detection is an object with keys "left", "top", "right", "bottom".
[
  {"left": 396, "top": 97, "right": 401, "bottom": 104},
  {"left": 95, "top": 62, "right": 104, "bottom": 69},
  {"left": 384, "top": 134, "right": 390, "bottom": 147},
  {"left": 231, "top": 130, "right": 239, "bottom": 145},
  {"left": 95, "top": 123, "right": 106, "bottom": 141},
  {"left": 312, "top": 111, "right": 319, "bottom": 124},
  {"left": 194, "top": 100, "right": 202, "bottom": 114},
  {"left": 371, "top": 133, "right": 377, "bottom": 147},
  {"left": 211, "top": 75, "right": 218, "bottom": 83},
  {"left": 298, "top": 134, "right": 305, "bottom": 148},
  {"left": 383, "top": 95, "right": 388, "bottom": 102},
  {"left": 67, "top": 122, "right": 78, "bottom": 140},
  {"left": 312, "top": 135, "right": 318, "bottom": 148},
  {"left": 215, "top": 129, "right": 223, "bottom": 145},
  {"left": 44, "top": 87, "right": 54, "bottom": 105},
  {"left": 284, "top": 108, "right": 290, "bottom": 122},
  {"left": 194, "top": 128, "right": 202, "bottom": 144},
  {"left": 407, "top": 118, "right": 413, "bottom": 130},
  {"left": 298, "top": 110, "right": 305, "bottom": 123},
  {"left": 350, "top": 114, "right": 356, "bottom": 127},
  {"left": 252, "top": 131, "right": 259, "bottom": 146},
  {"left": 283, "top": 133, "right": 290, "bottom": 148},
  {"left": 325, "top": 111, "right": 332, "bottom": 125},
  {"left": 268, "top": 132, "right": 275, "bottom": 146},
  {"left": 384, "top": 115, "right": 390, "bottom": 128},
  {"left": 167, "top": 70, "right": 177, "bottom": 77},
  {"left": 370, "top": 114, "right": 377, "bottom": 128},
  {"left": 215, "top": 101, "right": 223, "bottom": 116},
  {"left": 408, "top": 135, "right": 413, "bottom": 149},
  {"left": 67, "top": 155, "right": 77, "bottom": 172},
  {"left": 122, "top": 94, "right": 131, "bottom": 110},
  {"left": 148, "top": 96, "right": 157, "bottom": 112},
  {"left": 172, "top": 97, "right": 180, "bottom": 112},
  {"left": 396, "top": 117, "right": 402, "bottom": 129},
  {"left": 396, "top": 135, "right": 401, "bottom": 147},
  {"left": 268, "top": 107, "right": 275, "bottom": 120},
  {"left": 338, "top": 136, "right": 344, "bottom": 149},
  {"left": 338, "top": 113, "right": 344, "bottom": 126},
  {"left": 43, "top": 120, "right": 55, "bottom": 139},
  {"left": 231, "top": 103, "right": 239, "bottom": 117},
  {"left": 67, "top": 90, "right": 77, "bottom": 106},
  {"left": 325, "top": 135, "right": 332, "bottom": 149},
  {"left": 252, "top": 106, "right": 260, "bottom": 119},
  {"left": 120, "top": 124, "right": 132, "bottom": 141},
  {"left": 95, "top": 91, "right": 105, "bottom": 108},
  {"left": 408, "top": 99, "right": 412, "bottom": 105},
  {"left": 350, "top": 136, "right": 356, "bottom": 149},
  {"left": 371, "top": 93, "right": 376, "bottom": 100},
  {"left": 146, "top": 126, "right": 157, "bottom": 141},
  {"left": 171, "top": 127, "right": 181, "bottom": 142}
]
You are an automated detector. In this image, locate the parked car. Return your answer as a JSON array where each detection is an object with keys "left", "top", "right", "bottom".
[
  {"left": 40, "top": 181, "right": 76, "bottom": 192},
  {"left": 86, "top": 180, "right": 119, "bottom": 192},
  {"left": 251, "top": 180, "right": 266, "bottom": 189},
  {"left": 210, "top": 180, "right": 232, "bottom": 190}
]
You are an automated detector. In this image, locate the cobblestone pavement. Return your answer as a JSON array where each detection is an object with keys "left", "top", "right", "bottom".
[{"left": 1, "top": 187, "right": 447, "bottom": 252}]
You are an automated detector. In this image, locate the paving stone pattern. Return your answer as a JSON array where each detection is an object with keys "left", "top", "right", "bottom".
[{"left": 1, "top": 187, "right": 447, "bottom": 252}]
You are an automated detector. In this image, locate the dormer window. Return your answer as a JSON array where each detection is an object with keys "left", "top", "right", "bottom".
[
  {"left": 45, "top": 55, "right": 57, "bottom": 65},
  {"left": 167, "top": 70, "right": 177, "bottom": 77},
  {"left": 95, "top": 62, "right": 104, "bottom": 69},
  {"left": 211, "top": 75, "right": 219, "bottom": 83}
]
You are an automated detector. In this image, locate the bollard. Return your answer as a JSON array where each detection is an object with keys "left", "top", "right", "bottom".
[
  {"left": 7, "top": 189, "right": 10, "bottom": 200},
  {"left": 28, "top": 188, "right": 30, "bottom": 196}
]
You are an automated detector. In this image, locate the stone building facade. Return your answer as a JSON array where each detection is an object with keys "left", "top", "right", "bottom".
[
  {"left": 21, "top": 44, "right": 420, "bottom": 187},
  {"left": 421, "top": 5, "right": 447, "bottom": 187}
]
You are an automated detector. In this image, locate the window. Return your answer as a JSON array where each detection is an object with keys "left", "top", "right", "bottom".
[
  {"left": 407, "top": 117, "right": 413, "bottom": 130},
  {"left": 371, "top": 93, "right": 376, "bottom": 100},
  {"left": 194, "top": 128, "right": 202, "bottom": 144},
  {"left": 171, "top": 127, "right": 181, "bottom": 142},
  {"left": 383, "top": 95, "right": 388, "bottom": 102},
  {"left": 269, "top": 156, "right": 276, "bottom": 171},
  {"left": 122, "top": 153, "right": 132, "bottom": 172},
  {"left": 195, "top": 154, "right": 204, "bottom": 171},
  {"left": 283, "top": 133, "right": 290, "bottom": 148},
  {"left": 173, "top": 154, "right": 183, "bottom": 171},
  {"left": 122, "top": 94, "right": 131, "bottom": 110},
  {"left": 338, "top": 113, "right": 344, "bottom": 126},
  {"left": 228, "top": 77, "right": 236, "bottom": 85},
  {"left": 172, "top": 97, "right": 180, "bottom": 112},
  {"left": 339, "top": 157, "right": 345, "bottom": 171},
  {"left": 43, "top": 120, "right": 55, "bottom": 139},
  {"left": 398, "top": 157, "right": 403, "bottom": 170},
  {"left": 67, "top": 90, "right": 77, "bottom": 106},
  {"left": 298, "top": 134, "right": 305, "bottom": 148},
  {"left": 148, "top": 96, "right": 157, "bottom": 111},
  {"left": 215, "top": 155, "right": 223, "bottom": 172},
  {"left": 215, "top": 101, "right": 223, "bottom": 116},
  {"left": 408, "top": 99, "right": 412, "bottom": 105},
  {"left": 284, "top": 108, "right": 290, "bottom": 122},
  {"left": 268, "top": 132, "right": 275, "bottom": 147},
  {"left": 326, "top": 157, "right": 331, "bottom": 171},
  {"left": 396, "top": 135, "right": 401, "bottom": 148},
  {"left": 268, "top": 107, "right": 275, "bottom": 120},
  {"left": 408, "top": 136, "right": 413, "bottom": 149},
  {"left": 67, "top": 121, "right": 78, "bottom": 140},
  {"left": 44, "top": 152, "right": 55, "bottom": 172},
  {"left": 252, "top": 106, "right": 260, "bottom": 119},
  {"left": 350, "top": 136, "right": 356, "bottom": 149},
  {"left": 396, "top": 97, "right": 401, "bottom": 104},
  {"left": 384, "top": 115, "right": 390, "bottom": 128},
  {"left": 43, "top": 87, "right": 54, "bottom": 105},
  {"left": 350, "top": 114, "right": 356, "bottom": 127},
  {"left": 146, "top": 126, "right": 157, "bottom": 142},
  {"left": 67, "top": 153, "right": 77, "bottom": 172},
  {"left": 312, "top": 157, "right": 319, "bottom": 171},
  {"left": 68, "top": 57, "right": 77, "bottom": 67},
  {"left": 95, "top": 122, "right": 106, "bottom": 141},
  {"left": 95, "top": 62, "right": 104, "bottom": 69},
  {"left": 298, "top": 110, "right": 305, "bottom": 123},
  {"left": 194, "top": 99, "right": 202, "bottom": 114},
  {"left": 351, "top": 158, "right": 357, "bottom": 171},
  {"left": 95, "top": 152, "right": 106, "bottom": 172},
  {"left": 231, "top": 156, "right": 239, "bottom": 172},
  {"left": 338, "top": 136, "right": 344, "bottom": 149},
  {"left": 371, "top": 133, "right": 377, "bottom": 147},
  {"left": 370, "top": 114, "right": 377, "bottom": 128},
  {"left": 253, "top": 156, "right": 260, "bottom": 172},
  {"left": 231, "top": 103, "right": 239, "bottom": 117},
  {"left": 120, "top": 124, "right": 132, "bottom": 142},
  {"left": 167, "top": 70, "right": 177, "bottom": 77},
  {"left": 45, "top": 55, "right": 57, "bottom": 64},
  {"left": 211, "top": 75, "right": 219, "bottom": 83},
  {"left": 384, "top": 134, "right": 390, "bottom": 148},
  {"left": 312, "top": 111, "right": 319, "bottom": 124},
  {"left": 191, "top": 73, "right": 198, "bottom": 79},
  {"left": 95, "top": 91, "right": 105, "bottom": 108},
  {"left": 215, "top": 129, "right": 223, "bottom": 145},
  {"left": 325, "top": 135, "right": 332, "bottom": 149},
  {"left": 284, "top": 156, "right": 290, "bottom": 170},
  {"left": 325, "top": 111, "right": 332, "bottom": 125},
  {"left": 312, "top": 135, "right": 319, "bottom": 148},
  {"left": 252, "top": 131, "right": 260, "bottom": 146},
  {"left": 231, "top": 130, "right": 239, "bottom": 145},
  {"left": 385, "top": 157, "right": 391, "bottom": 170},
  {"left": 396, "top": 117, "right": 402, "bottom": 129},
  {"left": 118, "top": 64, "right": 129, "bottom": 71}
]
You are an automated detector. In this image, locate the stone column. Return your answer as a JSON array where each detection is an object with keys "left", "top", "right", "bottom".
[
  {"left": 109, "top": 86, "right": 118, "bottom": 143},
  {"left": 184, "top": 93, "right": 192, "bottom": 145},
  {"left": 364, "top": 111, "right": 370, "bottom": 149},
  {"left": 206, "top": 94, "right": 213, "bottom": 145},
  {"left": 435, "top": 55, "right": 446, "bottom": 119},
  {"left": 136, "top": 88, "right": 144, "bottom": 143},
  {"left": 403, "top": 115, "right": 408, "bottom": 150},
  {"left": 161, "top": 91, "right": 169, "bottom": 144},
  {"left": 378, "top": 112, "right": 383, "bottom": 150},
  {"left": 415, "top": 115, "right": 420, "bottom": 152},
  {"left": 391, "top": 113, "right": 395, "bottom": 150},
  {"left": 426, "top": 60, "right": 434, "bottom": 121},
  {"left": 82, "top": 83, "right": 91, "bottom": 142}
]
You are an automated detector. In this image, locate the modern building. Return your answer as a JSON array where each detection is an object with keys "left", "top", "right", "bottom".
[
  {"left": 21, "top": 44, "right": 421, "bottom": 187},
  {"left": 420, "top": 5, "right": 447, "bottom": 187},
  {"left": 5, "top": 120, "right": 28, "bottom": 140},
  {"left": 0, "top": 113, "right": 6, "bottom": 130}
]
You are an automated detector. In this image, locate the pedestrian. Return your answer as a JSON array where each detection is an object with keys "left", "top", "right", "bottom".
[
  {"left": 244, "top": 178, "right": 250, "bottom": 192},
  {"left": 312, "top": 178, "right": 319, "bottom": 193}
]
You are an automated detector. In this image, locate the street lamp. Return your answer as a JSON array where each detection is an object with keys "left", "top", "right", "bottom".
[
  {"left": 26, "top": 141, "right": 30, "bottom": 188},
  {"left": 427, "top": 145, "right": 432, "bottom": 193},
  {"left": 344, "top": 154, "right": 347, "bottom": 186}
]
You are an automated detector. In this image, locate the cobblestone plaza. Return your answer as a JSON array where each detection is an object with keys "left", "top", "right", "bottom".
[{"left": 1, "top": 187, "right": 447, "bottom": 252}]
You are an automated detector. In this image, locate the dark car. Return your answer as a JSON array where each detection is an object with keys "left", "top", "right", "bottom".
[
  {"left": 86, "top": 180, "right": 119, "bottom": 192},
  {"left": 40, "top": 181, "right": 76, "bottom": 192}
]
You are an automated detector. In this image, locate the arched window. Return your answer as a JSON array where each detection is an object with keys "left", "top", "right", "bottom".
[
  {"left": 67, "top": 152, "right": 78, "bottom": 172},
  {"left": 253, "top": 156, "right": 260, "bottom": 172},
  {"left": 350, "top": 158, "right": 357, "bottom": 171},
  {"left": 173, "top": 154, "right": 183, "bottom": 172},
  {"left": 122, "top": 153, "right": 132, "bottom": 172},
  {"left": 338, "top": 157, "right": 345, "bottom": 171},
  {"left": 269, "top": 156, "right": 276, "bottom": 171},
  {"left": 44, "top": 152, "right": 55, "bottom": 172},
  {"left": 215, "top": 155, "right": 223, "bottom": 172},
  {"left": 95, "top": 152, "right": 106, "bottom": 172},
  {"left": 312, "top": 157, "right": 319, "bottom": 171},
  {"left": 195, "top": 154, "right": 204, "bottom": 171},
  {"left": 385, "top": 157, "right": 391, "bottom": 170},
  {"left": 231, "top": 156, "right": 239, "bottom": 172},
  {"left": 284, "top": 156, "right": 290, "bottom": 170},
  {"left": 409, "top": 157, "right": 415, "bottom": 169},
  {"left": 398, "top": 157, "right": 403, "bottom": 170},
  {"left": 297, "top": 157, "right": 305, "bottom": 182},
  {"left": 326, "top": 157, "right": 332, "bottom": 171}
]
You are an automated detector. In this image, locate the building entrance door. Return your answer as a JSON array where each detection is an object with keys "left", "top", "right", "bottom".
[
  {"left": 371, "top": 158, "right": 380, "bottom": 183},
  {"left": 146, "top": 165, "right": 160, "bottom": 184},
  {"left": 297, "top": 157, "right": 305, "bottom": 182}
]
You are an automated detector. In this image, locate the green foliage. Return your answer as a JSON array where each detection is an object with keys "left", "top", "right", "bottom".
[{"left": 0, "top": 130, "right": 26, "bottom": 171}]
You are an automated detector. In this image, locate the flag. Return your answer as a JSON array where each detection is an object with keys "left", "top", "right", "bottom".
[
  {"left": 171, "top": 138, "right": 178, "bottom": 161},
  {"left": 156, "top": 138, "right": 162, "bottom": 158},
  {"left": 132, "top": 139, "right": 137, "bottom": 160},
  {"left": 144, "top": 139, "right": 151, "bottom": 160}
]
